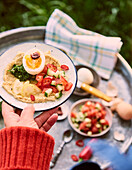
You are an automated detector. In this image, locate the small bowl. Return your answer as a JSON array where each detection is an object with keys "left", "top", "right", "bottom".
[
  {"left": 68, "top": 99, "right": 112, "bottom": 137},
  {"left": 74, "top": 65, "right": 100, "bottom": 96}
]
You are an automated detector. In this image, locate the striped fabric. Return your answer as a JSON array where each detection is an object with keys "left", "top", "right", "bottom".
[{"left": 45, "top": 9, "right": 122, "bottom": 79}]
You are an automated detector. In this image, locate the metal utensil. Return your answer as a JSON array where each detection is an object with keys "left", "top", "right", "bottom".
[
  {"left": 77, "top": 81, "right": 112, "bottom": 102},
  {"left": 50, "top": 129, "right": 73, "bottom": 169}
]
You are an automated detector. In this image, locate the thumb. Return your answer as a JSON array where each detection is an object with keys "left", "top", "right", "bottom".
[{"left": 21, "top": 104, "right": 35, "bottom": 120}]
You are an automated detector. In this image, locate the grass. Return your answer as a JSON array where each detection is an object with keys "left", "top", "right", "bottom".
[{"left": 0, "top": 0, "right": 131, "bottom": 66}]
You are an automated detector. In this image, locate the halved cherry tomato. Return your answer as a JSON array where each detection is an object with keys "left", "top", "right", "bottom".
[
  {"left": 76, "top": 140, "right": 84, "bottom": 147},
  {"left": 65, "top": 82, "right": 73, "bottom": 91},
  {"left": 71, "top": 112, "right": 77, "bottom": 118},
  {"left": 30, "top": 95, "right": 35, "bottom": 101},
  {"left": 50, "top": 86, "right": 58, "bottom": 93},
  {"left": 36, "top": 74, "right": 43, "bottom": 82},
  {"left": 61, "top": 64, "right": 69, "bottom": 71},
  {"left": 71, "top": 155, "right": 78, "bottom": 162},
  {"left": 47, "top": 64, "right": 57, "bottom": 72},
  {"left": 42, "top": 77, "right": 52, "bottom": 87},
  {"left": 41, "top": 65, "right": 48, "bottom": 75}
]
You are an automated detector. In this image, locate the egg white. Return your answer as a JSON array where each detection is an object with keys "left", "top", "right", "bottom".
[{"left": 23, "top": 48, "right": 45, "bottom": 75}]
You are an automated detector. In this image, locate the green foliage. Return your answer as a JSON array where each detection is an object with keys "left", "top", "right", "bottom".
[
  {"left": 0, "top": 0, "right": 131, "bottom": 66},
  {"left": 9, "top": 64, "right": 35, "bottom": 81}
]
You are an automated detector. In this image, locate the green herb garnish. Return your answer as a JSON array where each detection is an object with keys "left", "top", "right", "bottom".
[{"left": 9, "top": 64, "right": 35, "bottom": 81}]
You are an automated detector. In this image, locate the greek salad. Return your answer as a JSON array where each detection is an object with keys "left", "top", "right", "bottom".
[{"left": 71, "top": 101, "right": 109, "bottom": 136}]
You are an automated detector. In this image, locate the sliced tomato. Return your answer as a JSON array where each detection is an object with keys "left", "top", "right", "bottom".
[
  {"left": 50, "top": 86, "right": 58, "bottom": 93},
  {"left": 81, "top": 105, "right": 89, "bottom": 113},
  {"left": 36, "top": 74, "right": 43, "bottom": 82},
  {"left": 91, "top": 118, "right": 97, "bottom": 125},
  {"left": 54, "top": 78, "right": 61, "bottom": 85},
  {"left": 71, "top": 155, "right": 78, "bottom": 162},
  {"left": 101, "top": 109, "right": 106, "bottom": 117},
  {"left": 85, "top": 101, "right": 92, "bottom": 106},
  {"left": 102, "top": 119, "right": 109, "bottom": 126},
  {"left": 36, "top": 82, "right": 41, "bottom": 86},
  {"left": 91, "top": 126, "right": 98, "bottom": 134},
  {"left": 61, "top": 64, "right": 69, "bottom": 71},
  {"left": 47, "top": 64, "right": 57, "bottom": 72},
  {"left": 96, "top": 112, "right": 103, "bottom": 119},
  {"left": 71, "top": 112, "right": 77, "bottom": 118},
  {"left": 60, "top": 76, "right": 68, "bottom": 87},
  {"left": 42, "top": 77, "right": 52, "bottom": 87},
  {"left": 42, "top": 65, "right": 48, "bottom": 74},
  {"left": 79, "top": 122, "right": 89, "bottom": 132},
  {"left": 76, "top": 140, "right": 84, "bottom": 147},
  {"left": 30, "top": 95, "right": 35, "bottom": 101},
  {"left": 65, "top": 82, "right": 73, "bottom": 91}
]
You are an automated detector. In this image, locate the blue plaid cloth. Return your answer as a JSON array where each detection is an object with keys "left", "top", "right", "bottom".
[{"left": 45, "top": 9, "right": 122, "bottom": 79}]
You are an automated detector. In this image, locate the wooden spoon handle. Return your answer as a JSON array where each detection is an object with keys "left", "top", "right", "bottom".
[{"left": 81, "top": 83, "right": 112, "bottom": 102}]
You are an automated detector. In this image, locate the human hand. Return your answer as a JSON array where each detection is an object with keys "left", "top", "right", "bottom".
[{"left": 2, "top": 102, "right": 58, "bottom": 132}]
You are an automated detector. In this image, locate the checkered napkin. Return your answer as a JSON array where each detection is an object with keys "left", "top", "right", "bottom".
[{"left": 45, "top": 9, "right": 123, "bottom": 79}]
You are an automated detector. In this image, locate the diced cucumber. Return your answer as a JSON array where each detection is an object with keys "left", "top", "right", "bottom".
[
  {"left": 87, "top": 131, "right": 92, "bottom": 136},
  {"left": 74, "top": 123, "right": 79, "bottom": 128},
  {"left": 54, "top": 70, "right": 60, "bottom": 78},
  {"left": 55, "top": 91, "right": 62, "bottom": 99},
  {"left": 56, "top": 84, "right": 64, "bottom": 91},
  {"left": 58, "top": 71, "right": 65, "bottom": 78},
  {"left": 95, "top": 103, "right": 101, "bottom": 110},
  {"left": 44, "top": 88, "right": 52, "bottom": 97},
  {"left": 79, "top": 105, "right": 83, "bottom": 111},
  {"left": 47, "top": 68, "right": 55, "bottom": 76},
  {"left": 47, "top": 68, "right": 60, "bottom": 78},
  {"left": 96, "top": 123, "right": 101, "bottom": 128},
  {"left": 85, "top": 118, "right": 91, "bottom": 123},
  {"left": 51, "top": 80, "right": 56, "bottom": 86},
  {"left": 71, "top": 117, "right": 76, "bottom": 123}
]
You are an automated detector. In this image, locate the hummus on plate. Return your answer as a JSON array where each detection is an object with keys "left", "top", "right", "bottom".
[{"left": 2, "top": 51, "right": 62, "bottom": 103}]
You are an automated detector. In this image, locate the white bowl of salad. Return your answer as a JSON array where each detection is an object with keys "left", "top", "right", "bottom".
[{"left": 68, "top": 99, "right": 113, "bottom": 137}]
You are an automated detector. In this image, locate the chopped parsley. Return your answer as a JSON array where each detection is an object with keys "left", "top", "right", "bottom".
[{"left": 9, "top": 64, "right": 35, "bottom": 81}]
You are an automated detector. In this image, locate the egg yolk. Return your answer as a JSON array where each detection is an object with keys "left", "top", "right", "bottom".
[{"left": 25, "top": 55, "right": 42, "bottom": 69}]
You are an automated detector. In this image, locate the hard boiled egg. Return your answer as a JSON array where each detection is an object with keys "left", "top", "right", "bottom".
[
  {"left": 77, "top": 68, "right": 94, "bottom": 84},
  {"left": 23, "top": 48, "right": 45, "bottom": 75}
]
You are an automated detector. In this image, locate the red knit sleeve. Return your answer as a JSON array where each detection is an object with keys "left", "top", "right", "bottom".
[{"left": 0, "top": 127, "right": 55, "bottom": 170}]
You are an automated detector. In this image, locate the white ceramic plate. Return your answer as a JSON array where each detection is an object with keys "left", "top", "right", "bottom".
[
  {"left": 57, "top": 102, "right": 69, "bottom": 121},
  {"left": 0, "top": 42, "right": 77, "bottom": 111},
  {"left": 68, "top": 99, "right": 112, "bottom": 137}
]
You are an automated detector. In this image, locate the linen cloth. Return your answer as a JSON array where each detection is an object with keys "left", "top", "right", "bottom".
[
  {"left": 84, "top": 139, "right": 132, "bottom": 170},
  {"left": 45, "top": 9, "right": 123, "bottom": 79}
]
